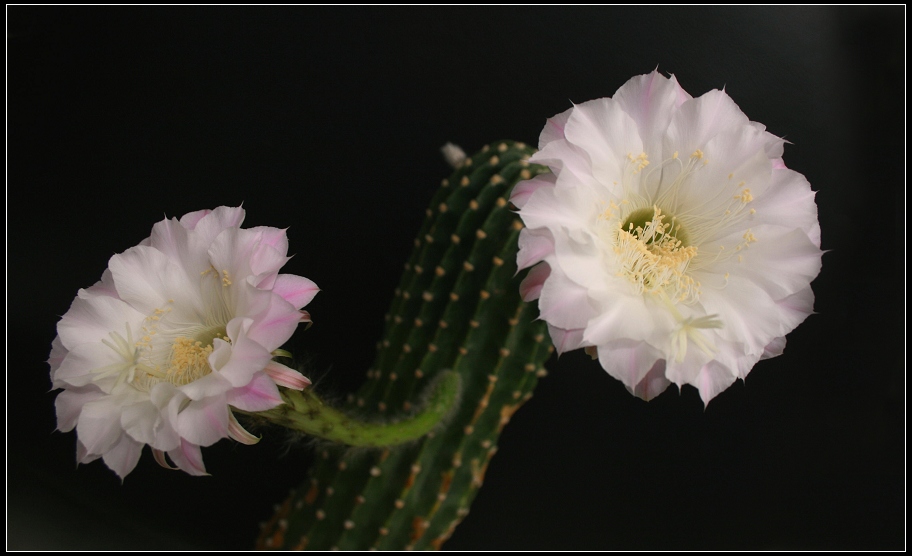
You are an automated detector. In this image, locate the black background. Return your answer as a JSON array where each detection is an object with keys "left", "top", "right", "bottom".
[{"left": 7, "top": 6, "right": 904, "bottom": 550}]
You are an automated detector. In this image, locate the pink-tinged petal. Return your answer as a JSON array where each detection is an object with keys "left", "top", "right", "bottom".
[
  {"left": 167, "top": 439, "right": 209, "bottom": 477},
  {"left": 208, "top": 226, "right": 290, "bottom": 290},
  {"left": 752, "top": 168, "right": 821, "bottom": 247},
  {"left": 244, "top": 291, "right": 303, "bottom": 352},
  {"left": 77, "top": 268, "right": 120, "bottom": 300},
  {"left": 530, "top": 139, "right": 603, "bottom": 191},
  {"left": 228, "top": 412, "right": 261, "bottom": 445},
  {"left": 772, "top": 158, "right": 787, "bottom": 170},
  {"left": 174, "top": 369, "right": 231, "bottom": 401},
  {"left": 56, "top": 294, "right": 145, "bottom": 352},
  {"left": 249, "top": 243, "right": 290, "bottom": 285},
  {"left": 772, "top": 287, "right": 816, "bottom": 338},
  {"left": 76, "top": 397, "right": 127, "bottom": 456},
  {"left": 516, "top": 228, "right": 555, "bottom": 272},
  {"left": 48, "top": 335, "right": 68, "bottom": 383},
  {"left": 211, "top": 318, "right": 274, "bottom": 387},
  {"left": 694, "top": 360, "right": 739, "bottom": 407},
  {"left": 686, "top": 126, "right": 776, "bottom": 202},
  {"left": 264, "top": 361, "right": 312, "bottom": 390},
  {"left": 102, "top": 434, "right": 144, "bottom": 480},
  {"left": 563, "top": 97, "right": 644, "bottom": 187},
  {"left": 181, "top": 206, "right": 247, "bottom": 273},
  {"left": 761, "top": 336, "right": 787, "bottom": 360},
  {"left": 248, "top": 226, "right": 289, "bottom": 254},
  {"left": 519, "top": 177, "right": 601, "bottom": 242},
  {"left": 713, "top": 339, "right": 764, "bottom": 380},
  {"left": 583, "top": 292, "right": 666, "bottom": 346},
  {"left": 54, "top": 342, "right": 127, "bottom": 390},
  {"left": 55, "top": 386, "right": 105, "bottom": 432},
  {"left": 178, "top": 208, "right": 212, "bottom": 230},
  {"left": 108, "top": 245, "right": 202, "bottom": 319},
  {"left": 299, "top": 310, "right": 313, "bottom": 327},
  {"left": 152, "top": 448, "right": 177, "bottom": 470},
  {"left": 149, "top": 216, "right": 192, "bottom": 268},
  {"left": 547, "top": 324, "right": 587, "bottom": 356},
  {"left": 272, "top": 274, "right": 319, "bottom": 310},
  {"left": 75, "top": 440, "right": 101, "bottom": 465},
  {"left": 121, "top": 399, "right": 179, "bottom": 451},
  {"left": 225, "top": 371, "right": 283, "bottom": 412},
  {"left": 537, "top": 267, "right": 596, "bottom": 330},
  {"left": 664, "top": 88, "right": 750, "bottom": 158},
  {"left": 190, "top": 205, "right": 246, "bottom": 242},
  {"left": 720, "top": 227, "right": 823, "bottom": 301},
  {"left": 510, "top": 173, "right": 556, "bottom": 209},
  {"left": 175, "top": 396, "right": 230, "bottom": 447},
  {"left": 631, "top": 360, "right": 671, "bottom": 402},
  {"left": 663, "top": 334, "right": 717, "bottom": 391},
  {"left": 596, "top": 339, "right": 666, "bottom": 400},
  {"left": 538, "top": 106, "right": 573, "bottom": 149},
  {"left": 696, "top": 278, "right": 785, "bottom": 356},
  {"left": 612, "top": 70, "right": 688, "bottom": 160},
  {"left": 519, "top": 262, "right": 550, "bottom": 302}
]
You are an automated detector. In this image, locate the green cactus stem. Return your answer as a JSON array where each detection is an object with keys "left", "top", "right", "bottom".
[{"left": 256, "top": 141, "right": 553, "bottom": 551}]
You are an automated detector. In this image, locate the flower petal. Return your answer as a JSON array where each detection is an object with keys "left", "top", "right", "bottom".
[
  {"left": 761, "top": 336, "right": 787, "bottom": 360},
  {"left": 272, "top": 274, "right": 319, "bottom": 310},
  {"left": 264, "top": 361, "right": 312, "bottom": 390},
  {"left": 563, "top": 97, "right": 644, "bottom": 189},
  {"left": 225, "top": 371, "right": 283, "bottom": 412},
  {"left": 56, "top": 294, "right": 145, "bottom": 352},
  {"left": 175, "top": 396, "right": 230, "bottom": 447},
  {"left": 595, "top": 339, "right": 667, "bottom": 400},
  {"left": 102, "top": 434, "right": 144, "bottom": 480},
  {"left": 694, "top": 360, "right": 740, "bottom": 406},
  {"left": 519, "top": 262, "right": 550, "bottom": 302},
  {"left": 538, "top": 106, "right": 573, "bottom": 149},
  {"left": 55, "top": 386, "right": 105, "bottom": 432},
  {"left": 547, "top": 324, "right": 587, "bottom": 356},
  {"left": 108, "top": 245, "right": 203, "bottom": 320},
  {"left": 77, "top": 397, "right": 129, "bottom": 456},
  {"left": 664, "top": 88, "right": 750, "bottom": 159},
  {"left": 167, "top": 439, "right": 209, "bottom": 476},
  {"left": 612, "top": 70, "right": 689, "bottom": 161},
  {"left": 516, "top": 228, "right": 555, "bottom": 272},
  {"left": 510, "top": 173, "right": 556, "bottom": 210},
  {"left": 538, "top": 266, "right": 597, "bottom": 330},
  {"left": 227, "top": 412, "right": 261, "bottom": 445}
]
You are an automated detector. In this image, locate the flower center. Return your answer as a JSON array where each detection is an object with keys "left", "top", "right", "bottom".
[
  {"left": 165, "top": 334, "right": 216, "bottom": 385},
  {"left": 146, "top": 325, "right": 228, "bottom": 387},
  {"left": 612, "top": 205, "right": 700, "bottom": 303},
  {"left": 94, "top": 319, "right": 230, "bottom": 392},
  {"left": 622, "top": 206, "right": 689, "bottom": 247}
]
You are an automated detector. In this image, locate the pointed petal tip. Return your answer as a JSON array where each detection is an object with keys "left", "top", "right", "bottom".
[
  {"left": 264, "top": 361, "right": 312, "bottom": 390},
  {"left": 228, "top": 412, "right": 262, "bottom": 445}
]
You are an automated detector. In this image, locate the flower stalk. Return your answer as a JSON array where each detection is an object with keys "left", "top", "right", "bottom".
[{"left": 247, "top": 371, "right": 461, "bottom": 447}]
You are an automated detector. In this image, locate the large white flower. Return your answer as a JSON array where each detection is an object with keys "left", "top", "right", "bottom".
[
  {"left": 49, "top": 206, "right": 318, "bottom": 478},
  {"left": 514, "top": 71, "right": 822, "bottom": 404}
]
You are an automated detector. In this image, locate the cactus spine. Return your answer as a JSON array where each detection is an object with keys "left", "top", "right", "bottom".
[{"left": 256, "top": 141, "right": 553, "bottom": 550}]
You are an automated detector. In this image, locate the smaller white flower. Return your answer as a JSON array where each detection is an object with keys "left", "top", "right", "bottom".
[
  {"left": 514, "top": 72, "right": 823, "bottom": 404},
  {"left": 49, "top": 206, "right": 318, "bottom": 478}
]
